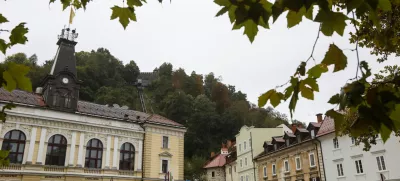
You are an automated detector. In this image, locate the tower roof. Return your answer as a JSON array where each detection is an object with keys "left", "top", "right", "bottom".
[{"left": 50, "top": 27, "right": 79, "bottom": 77}]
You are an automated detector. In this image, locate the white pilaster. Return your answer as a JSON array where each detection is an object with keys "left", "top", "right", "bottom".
[
  {"left": 138, "top": 139, "right": 143, "bottom": 170},
  {"left": 0, "top": 123, "right": 3, "bottom": 148},
  {"left": 112, "top": 136, "right": 119, "bottom": 169},
  {"left": 105, "top": 136, "right": 111, "bottom": 168},
  {"left": 36, "top": 128, "right": 47, "bottom": 164},
  {"left": 77, "top": 132, "right": 84, "bottom": 167},
  {"left": 26, "top": 127, "right": 37, "bottom": 164},
  {"left": 69, "top": 132, "right": 76, "bottom": 166}
]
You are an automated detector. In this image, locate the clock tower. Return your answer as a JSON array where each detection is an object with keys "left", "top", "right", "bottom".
[{"left": 41, "top": 27, "right": 81, "bottom": 112}]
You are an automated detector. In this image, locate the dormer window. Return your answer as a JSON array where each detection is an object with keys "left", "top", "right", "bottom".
[
  {"left": 274, "top": 144, "right": 277, "bottom": 150},
  {"left": 297, "top": 134, "right": 301, "bottom": 143},
  {"left": 311, "top": 130, "right": 315, "bottom": 138},
  {"left": 286, "top": 139, "right": 290, "bottom": 146}
]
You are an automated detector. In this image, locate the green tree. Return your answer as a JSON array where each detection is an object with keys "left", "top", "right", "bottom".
[
  {"left": 122, "top": 60, "right": 140, "bottom": 84},
  {"left": 160, "top": 91, "right": 194, "bottom": 125},
  {"left": 184, "top": 156, "right": 207, "bottom": 181}
]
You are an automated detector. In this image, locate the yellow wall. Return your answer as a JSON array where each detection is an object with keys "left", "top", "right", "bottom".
[{"left": 143, "top": 128, "right": 185, "bottom": 181}]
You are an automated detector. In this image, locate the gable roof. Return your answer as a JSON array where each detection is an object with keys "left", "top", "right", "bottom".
[
  {"left": 272, "top": 136, "right": 284, "bottom": 143},
  {"left": 316, "top": 116, "right": 335, "bottom": 137},
  {"left": 203, "top": 154, "right": 227, "bottom": 168},
  {"left": 0, "top": 89, "right": 184, "bottom": 128}
]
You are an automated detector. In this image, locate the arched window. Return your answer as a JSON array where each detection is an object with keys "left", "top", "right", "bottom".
[
  {"left": 45, "top": 134, "right": 67, "bottom": 166},
  {"left": 119, "top": 143, "right": 135, "bottom": 170},
  {"left": 85, "top": 139, "right": 103, "bottom": 168},
  {"left": 1, "top": 130, "right": 26, "bottom": 164}
]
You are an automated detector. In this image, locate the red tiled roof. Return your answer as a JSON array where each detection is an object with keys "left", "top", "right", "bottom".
[
  {"left": 204, "top": 154, "right": 227, "bottom": 168},
  {"left": 316, "top": 116, "right": 335, "bottom": 137},
  {"left": 0, "top": 89, "right": 184, "bottom": 128}
]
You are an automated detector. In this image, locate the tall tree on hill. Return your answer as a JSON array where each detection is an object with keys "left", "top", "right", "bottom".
[
  {"left": 160, "top": 91, "right": 194, "bottom": 125},
  {"left": 211, "top": 82, "right": 231, "bottom": 114},
  {"left": 184, "top": 71, "right": 205, "bottom": 97}
]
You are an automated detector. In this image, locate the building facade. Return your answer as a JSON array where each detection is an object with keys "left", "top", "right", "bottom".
[
  {"left": 0, "top": 27, "right": 185, "bottom": 181},
  {"left": 236, "top": 125, "right": 287, "bottom": 181},
  {"left": 254, "top": 118, "right": 324, "bottom": 181},
  {"left": 225, "top": 147, "right": 237, "bottom": 181},
  {"left": 317, "top": 115, "right": 400, "bottom": 181}
]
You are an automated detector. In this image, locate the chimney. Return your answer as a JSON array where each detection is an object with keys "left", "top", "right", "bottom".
[
  {"left": 316, "top": 113, "right": 323, "bottom": 123},
  {"left": 291, "top": 124, "right": 297, "bottom": 133},
  {"left": 210, "top": 152, "right": 215, "bottom": 158},
  {"left": 227, "top": 140, "right": 232, "bottom": 148}
]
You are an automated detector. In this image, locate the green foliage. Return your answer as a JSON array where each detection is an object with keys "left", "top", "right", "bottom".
[
  {"left": 110, "top": 6, "right": 137, "bottom": 29},
  {"left": 321, "top": 44, "right": 348, "bottom": 72},
  {"left": 314, "top": 10, "right": 348, "bottom": 36},
  {"left": 2, "top": 62, "right": 32, "bottom": 92},
  {"left": 0, "top": 150, "right": 10, "bottom": 166},
  {"left": 184, "top": 156, "right": 207, "bottom": 181},
  {"left": 258, "top": 89, "right": 283, "bottom": 108},
  {"left": 9, "top": 23, "right": 29, "bottom": 46},
  {"left": 350, "top": 1, "right": 400, "bottom": 62}
]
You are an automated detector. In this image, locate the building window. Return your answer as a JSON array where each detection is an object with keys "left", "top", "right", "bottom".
[
  {"left": 311, "top": 130, "right": 315, "bottom": 138},
  {"left": 1, "top": 130, "right": 26, "bottom": 164},
  {"left": 162, "top": 136, "right": 169, "bottom": 148},
  {"left": 351, "top": 137, "right": 356, "bottom": 145},
  {"left": 239, "top": 144, "right": 242, "bottom": 152},
  {"left": 297, "top": 135, "right": 301, "bottom": 143},
  {"left": 295, "top": 156, "right": 301, "bottom": 170},
  {"left": 263, "top": 166, "right": 267, "bottom": 177},
  {"left": 274, "top": 144, "right": 277, "bottom": 150},
  {"left": 119, "top": 143, "right": 135, "bottom": 170},
  {"left": 244, "top": 141, "right": 247, "bottom": 150},
  {"left": 45, "top": 134, "right": 67, "bottom": 166},
  {"left": 285, "top": 139, "right": 289, "bottom": 146},
  {"left": 246, "top": 175, "right": 249, "bottom": 181},
  {"left": 245, "top": 157, "right": 248, "bottom": 166},
  {"left": 162, "top": 160, "right": 168, "bottom": 173},
  {"left": 229, "top": 167, "right": 232, "bottom": 174},
  {"left": 333, "top": 138, "right": 339, "bottom": 149},
  {"left": 234, "top": 166, "right": 236, "bottom": 172},
  {"left": 284, "top": 160, "right": 289, "bottom": 172},
  {"left": 311, "top": 178, "right": 317, "bottom": 181},
  {"left": 85, "top": 139, "right": 103, "bottom": 168},
  {"left": 376, "top": 156, "right": 386, "bottom": 171},
  {"left": 272, "top": 164, "right": 276, "bottom": 175},
  {"left": 241, "top": 176, "right": 244, "bottom": 181},
  {"left": 212, "top": 171, "right": 215, "bottom": 177},
  {"left": 355, "top": 160, "right": 363, "bottom": 174},
  {"left": 309, "top": 153, "right": 315, "bottom": 167},
  {"left": 337, "top": 163, "right": 344, "bottom": 176},
  {"left": 240, "top": 159, "right": 243, "bottom": 167}
]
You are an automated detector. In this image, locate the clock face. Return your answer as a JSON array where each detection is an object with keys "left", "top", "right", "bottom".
[{"left": 62, "top": 77, "right": 69, "bottom": 84}]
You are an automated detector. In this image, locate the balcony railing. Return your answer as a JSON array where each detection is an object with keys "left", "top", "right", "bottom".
[
  {"left": 119, "top": 170, "right": 139, "bottom": 176},
  {"left": 84, "top": 168, "right": 102, "bottom": 174},
  {"left": 0, "top": 163, "right": 22, "bottom": 170},
  {"left": 44, "top": 165, "right": 65, "bottom": 172}
]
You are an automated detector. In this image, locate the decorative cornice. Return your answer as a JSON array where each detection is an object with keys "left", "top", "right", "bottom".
[
  {"left": 145, "top": 126, "right": 184, "bottom": 137},
  {"left": 5, "top": 115, "right": 143, "bottom": 140},
  {"left": 159, "top": 151, "right": 173, "bottom": 157}
]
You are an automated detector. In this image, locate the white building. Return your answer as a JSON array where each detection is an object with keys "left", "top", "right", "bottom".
[
  {"left": 235, "top": 125, "right": 289, "bottom": 181},
  {"left": 317, "top": 116, "right": 400, "bottom": 181}
]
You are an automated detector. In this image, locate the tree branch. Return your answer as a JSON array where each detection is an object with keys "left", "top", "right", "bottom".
[
  {"left": 352, "top": 11, "right": 361, "bottom": 79},
  {"left": 306, "top": 24, "right": 322, "bottom": 64}
]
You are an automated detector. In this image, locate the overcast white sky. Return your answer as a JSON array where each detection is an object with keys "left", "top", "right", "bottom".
[{"left": 0, "top": 0, "right": 397, "bottom": 123}]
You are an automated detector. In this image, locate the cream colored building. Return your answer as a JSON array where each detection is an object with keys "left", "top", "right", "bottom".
[
  {"left": 0, "top": 27, "right": 185, "bottom": 181},
  {"left": 236, "top": 125, "right": 289, "bottom": 181}
]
